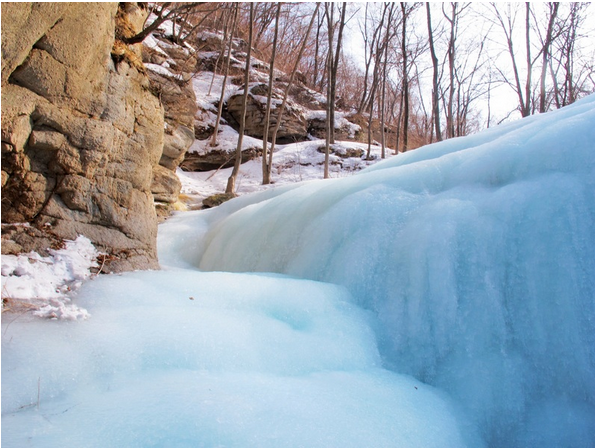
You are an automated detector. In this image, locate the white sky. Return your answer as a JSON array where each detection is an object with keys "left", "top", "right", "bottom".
[{"left": 342, "top": 2, "right": 595, "bottom": 128}]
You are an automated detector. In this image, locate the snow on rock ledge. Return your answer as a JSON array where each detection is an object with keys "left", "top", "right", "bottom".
[{"left": 1, "top": 235, "right": 99, "bottom": 320}]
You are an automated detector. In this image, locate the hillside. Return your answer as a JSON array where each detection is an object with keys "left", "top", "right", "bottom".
[
  {"left": 0, "top": 3, "right": 386, "bottom": 273},
  {"left": 141, "top": 19, "right": 392, "bottom": 211}
]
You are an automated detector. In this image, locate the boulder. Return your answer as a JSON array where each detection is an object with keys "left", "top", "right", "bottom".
[
  {"left": 226, "top": 84, "right": 308, "bottom": 143},
  {"left": 317, "top": 144, "right": 365, "bottom": 159},
  {"left": 202, "top": 192, "right": 236, "bottom": 209},
  {"left": 308, "top": 114, "right": 363, "bottom": 141},
  {"left": 202, "top": 193, "right": 236, "bottom": 209},
  {"left": 180, "top": 147, "right": 260, "bottom": 172},
  {"left": 160, "top": 124, "right": 195, "bottom": 170},
  {"left": 151, "top": 164, "right": 181, "bottom": 204}
]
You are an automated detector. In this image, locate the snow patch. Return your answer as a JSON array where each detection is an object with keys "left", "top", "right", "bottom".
[{"left": 1, "top": 235, "right": 99, "bottom": 320}]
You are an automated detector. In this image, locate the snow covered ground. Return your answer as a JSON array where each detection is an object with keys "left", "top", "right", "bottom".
[
  {"left": 3, "top": 95, "right": 595, "bottom": 446},
  {"left": 181, "top": 68, "right": 385, "bottom": 206},
  {"left": 179, "top": 137, "right": 389, "bottom": 204}
]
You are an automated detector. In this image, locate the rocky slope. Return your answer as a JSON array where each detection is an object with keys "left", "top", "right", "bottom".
[
  {"left": 174, "top": 31, "right": 366, "bottom": 176},
  {"left": 142, "top": 29, "right": 198, "bottom": 216},
  {"left": 0, "top": 3, "right": 371, "bottom": 273}
]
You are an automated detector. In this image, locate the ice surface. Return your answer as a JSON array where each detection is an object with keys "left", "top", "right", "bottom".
[
  {"left": 4, "top": 96, "right": 595, "bottom": 447},
  {"left": 177, "top": 95, "right": 595, "bottom": 446},
  {"left": 2, "top": 271, "right": 476, "bottom": 447}
]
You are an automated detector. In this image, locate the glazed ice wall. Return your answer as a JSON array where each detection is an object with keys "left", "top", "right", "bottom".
[{"left": 191, "top": 95, "right": 595, "bottom": 446}]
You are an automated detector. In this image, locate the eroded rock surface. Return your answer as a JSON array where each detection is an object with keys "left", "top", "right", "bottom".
[
  {"left": 226, "top": 83, "right": 308, "bottom": 144},
  {"left": 142, "top": 32, "right": 198, "bottom": 215},
  {"left": 1, "top": 2, "right": 164, "bottom": 271}
]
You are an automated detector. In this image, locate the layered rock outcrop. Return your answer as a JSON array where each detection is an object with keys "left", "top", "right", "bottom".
[
  {"left": 226, "top": 83, "right": 308, "bottom": 144},
  {"left": 142, "top": 32, "right": 198, "bottom": 213},
  {"left": 1, "top": 2, "right": 164, "bottom": 271}
]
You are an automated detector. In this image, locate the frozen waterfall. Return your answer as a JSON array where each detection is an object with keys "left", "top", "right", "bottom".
[
  {"left": 165, "top": 94, "right": 595, "bottom": 446},
  {"left": 3, "top": 95, "right": 594, "bottom": 447}
]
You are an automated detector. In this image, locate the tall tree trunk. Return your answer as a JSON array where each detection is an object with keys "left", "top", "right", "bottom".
[
  {"left": 426, "top": 3, "right": 442, "bottom": 141},
  {"left": 358, "top": 3, "right": 371, "bottom": 114},
  {"left": 210, "top": 3, "right": 238, "bottom": 147},
  {"left": 329, "top": 2, "right": 347, "bottom": 145},
  {"left": 226, "top": 3, "right": 254, "bottom": 194},
  {"left": 324, "top": 2, "right": 334, "bottom": 179},
  {"left": 523, "top": 3, "right": 532, "bottom": 116},
  {"left": 267, "top": 3, "right": 321, "bottom": 183},
  {"left": 508, "top": 29, "right": 526, "bottom": 116},
  {"left": 365, "top": 3, "right": 388, "bottom": 159},
  {"left": 379, "top": 3, "right": 395, "bottom": 158},
  {"left": 401, "top": 2, "right": 409, "bottom": 152},
  {"left": 262, "top": 3, "right": 281, "bottom": 185},
  {"left": 380, "top": 39, "right": 387, "bottom": 159},
  {"left": 444, "top": 3, "right": 456, "bottom": 139},
  {"left": 313, "top": 8, "right": 321, "bottom": 88},
  {"left": 395, "top": 92, "right": 403, "bottom": 152},
  {"left": 539, "top": 3, "right": 559, "bottom": 113},
  {"left": 365, "top": 68, "right": 380, "bottom": 159}
]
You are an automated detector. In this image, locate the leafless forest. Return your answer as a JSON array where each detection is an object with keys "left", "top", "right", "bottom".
[{"left": 136, "top": 2, "right": 595, "bottom": 153}]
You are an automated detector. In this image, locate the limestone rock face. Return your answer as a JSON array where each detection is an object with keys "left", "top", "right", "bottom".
[
  {"left": 180, "top": 147, "right": 260, "bottom": 172},
  {"left": 226, "top": 84, "right": 308, "bottom": 144},
  {"left": 142, "top": 32, "right": 198, "bottom": 211},
  {"left": 308, "top": 115, "right": 363, "bottom": 141},
  {"left": 1, "top": 2, "right": 164, "bottom": 272},
  {"left": 151, "top": 164, "right": 181, "bottom": 203}
]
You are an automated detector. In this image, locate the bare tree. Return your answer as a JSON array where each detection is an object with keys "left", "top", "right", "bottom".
[
  {"left": 330, "top": 2, "right": 347, "bottom": 145},
  {"left": 226, "top": 3, "right": 254, "bottom": 195},
  {"left": 523, "top": 3, "right": 533, "bottom": 116},
  {"left": 549, "top": 3, "right": 593, "bottom": 108},
  {"left": 261, "top": 3, "right": 281, "bottom": 185},
  {"left": 266, "top": 3, "right": 321, "bottom": 183},
  {"left": 322, "top": 1, "right": 348, "bottom": 179},
  {"left": 121, "top": 2, "right": 205, "bottom": 45},
  {"left": 311, "top": 7, "right": 324, "bottom": 90},
  {"left": 358, "top": 4, "right": 387, "bottom": 115},
  {"left": 400, "top": 2, "right": 423, "bottom": 151},
  {"left": 253, "top": 3, "right": 280, "bottom": 50},
  {"left": 491, "top": 3, "right": 539, "bottom": 117},
  {"left": 210, "top": 3, "right": 238, "bottom": 147},
  {"left": 442, "top": 3, "right": 472, "bottom": 136},
  {"left": 400, "top": 2, "right": 411, "bottom": 150},
  {"left": 208, "top": 4, "right": 236, "bottom": 96},
  {"left": 172, "top": 3, "right": 220, "bottom": 44},
  {"left": 364, "top": 3, "right": 390, "bottom": 159},
  {"left": 379, "top": 3, "right": 397, "bottom": 158},
  {"left": 426, "top": 3, "right": 442, "bottom": 142},
  {"left": 538, "top": 3, "right": 559, "bottom": 113},
  {"left": 324, "top": 3, "right": 335, "bottom": 179},
  {"left": 357, "top": 3, "right": 372, "bottom": 114}
]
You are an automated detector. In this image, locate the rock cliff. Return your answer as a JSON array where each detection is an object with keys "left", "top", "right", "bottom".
[
  {"left": 1, "top": 2, "right": 164, "bottom": 271},
  {"left": 142, "top": 30, "right": 198, "bottom": 215}
]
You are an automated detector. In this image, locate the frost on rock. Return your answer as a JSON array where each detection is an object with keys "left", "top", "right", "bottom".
[{"left": 1, "top": 235, "right": 99, "bottom": 320}]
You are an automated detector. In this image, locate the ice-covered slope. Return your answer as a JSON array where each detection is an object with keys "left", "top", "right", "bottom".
[
  {"left": 168, "top": 95, "right": 595, "bottom": 446},
  {"left": 2, "top": 270, "right": 479, "bottom": 447},
  {"left": 3, "top": 97, "right": 593, "bottom": 448}
]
